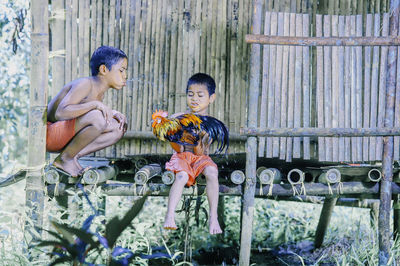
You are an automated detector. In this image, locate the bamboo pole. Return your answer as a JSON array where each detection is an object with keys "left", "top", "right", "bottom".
[
  {"left": 241, "top": 127, "right": 400, "bottom": 137},
  {"left": 71, "top": 0, "right": 78, "bottom": 80},
  {"left": 245, "top": 35, "right": 400, "bottom": 46},
  {"left": 395, "top": 13, "right": 400, "bottom": 161},
  {"left": 239, "top": 0, "right": 261, "bottom": 264},
  {"left": 314, "top": 196, "right": 338, "bottom": 248},
  {"left": 25, "top": 0, "right": 48, "bottom": 253},
  {"left": 379, "top": 1, "right": 399, "bottom": 263},
  {"left": 82, "top": 166, "right": 119, "bottom": 185},
  {"left": 45, "top": 181, "right": 400, "bottom": 198}
]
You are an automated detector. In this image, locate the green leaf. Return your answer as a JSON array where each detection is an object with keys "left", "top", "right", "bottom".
[
  {"left": 51, "top": 221, "right": 99, "bottom": 248},
  {"left": 105, "top": 193, "right": 148, "bottom": 248}
]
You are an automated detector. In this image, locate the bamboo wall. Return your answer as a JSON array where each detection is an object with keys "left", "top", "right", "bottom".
[
  {"left": 49, "top": 0, "right": 397, "bottom": 162},
  {"left": 50, "top": 0, "right": 252, "bottom": 158}
]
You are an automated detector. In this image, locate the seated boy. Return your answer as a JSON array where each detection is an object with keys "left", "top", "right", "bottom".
[
  {"left": 163, "top": 73, "right": 223, "bottom": 235},
  {"left": 47, "top": 46, "right": 128, "bottom": 177}
]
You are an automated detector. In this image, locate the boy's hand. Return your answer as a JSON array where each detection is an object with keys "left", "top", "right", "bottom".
[
  {"left": 94, "top": 101, "right": 113, "bottom": 124},
  {"left": 113, "top": 111, "right": 127, "bottom": 132}
]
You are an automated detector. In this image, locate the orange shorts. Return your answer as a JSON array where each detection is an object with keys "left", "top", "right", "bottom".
[
  {"left": 165, "top": 151, "right": 217, "bottom": 187},
  {"left": 46, "top": 119, "right": 76, "bottom": 152}
]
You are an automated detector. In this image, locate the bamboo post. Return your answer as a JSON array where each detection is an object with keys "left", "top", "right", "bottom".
[
  {"left": 314, "top": 196, "right": 338, "bottom": 248},
  {"left": 231, "top": 170, "right": 246, "bottom": 184},
  {"left": 379, "top": 1, "right": 399, "bottom": 263},
  {"left": 239, "top": 0, "right": 261, "bottom": 264},
  {"left": 82, "top": 165, "right": 119, "bottom": 185},
  {"left": 25, "top": 0, "right": 48, "bottom": 254},
  {"left": 134, "top": 164, "right": 162, "bottom": 185}
]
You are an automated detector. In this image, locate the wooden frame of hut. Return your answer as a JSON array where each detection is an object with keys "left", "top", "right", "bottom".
[{"left": 28, "top": 0, "right": 400, "bottom": 264}]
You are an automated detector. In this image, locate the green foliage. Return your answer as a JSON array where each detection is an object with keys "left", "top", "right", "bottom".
[{"left": 0, "top": 0, "right": 30, "bottom": 173}]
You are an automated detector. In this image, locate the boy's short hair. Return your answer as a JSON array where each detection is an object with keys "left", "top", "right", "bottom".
[
  {"left": 186, "top": 73, "right": 216, "bottom": 96},
  {"left": 90, "top": 46, "right": 127, "bottom": 76}
]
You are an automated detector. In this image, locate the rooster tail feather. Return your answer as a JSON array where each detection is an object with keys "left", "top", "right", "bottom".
[{"left": 198, "top": 115, "right": 229, "bottom": 154}]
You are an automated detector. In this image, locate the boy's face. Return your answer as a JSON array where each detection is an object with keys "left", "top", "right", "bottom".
[
  {"left": 187, "top": 83, "right": 215, "bottom": 115},
  {"left": 102, "top": 58, "right": 128, "bottom": 89}
]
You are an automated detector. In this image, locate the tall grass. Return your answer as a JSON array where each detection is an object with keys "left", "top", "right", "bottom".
[{"left": 1, "top": 181, "right": 400, "bottom": 265}]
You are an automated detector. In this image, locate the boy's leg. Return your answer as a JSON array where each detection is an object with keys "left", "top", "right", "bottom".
[
  {"left": 164, "top": 171, "right": 189, "bottom": 229},
  {"left": 54, "top": 110, "right": 123, "bottom": 176},
  {"left": 203, "top": 166, "right": 222, "bottom": 235}
]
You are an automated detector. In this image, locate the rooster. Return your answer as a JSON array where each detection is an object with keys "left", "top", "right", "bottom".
[{"left": 151, "top": 110, "right": 229, "bottom": 154}]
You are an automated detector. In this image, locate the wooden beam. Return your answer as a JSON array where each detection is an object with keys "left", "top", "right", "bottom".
[
  {"left": 123, "top": 130, "right": 247, "bottom": 141},
  {"left": 241, "top": 127, "right": 400, "bottom": 137},
  {"left": 379, "top": 1, "right": 399, "bottom": 264},
  {"left": 25, "top": 0, "right": 48, "bottom": 255},
  {"left": 245, "top": 34, "right": 400, "bottom": 46}
]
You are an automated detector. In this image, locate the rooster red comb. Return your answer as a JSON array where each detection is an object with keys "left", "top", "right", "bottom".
[{"left": 152, "top": 109, "right": 168, "bottom": 120}]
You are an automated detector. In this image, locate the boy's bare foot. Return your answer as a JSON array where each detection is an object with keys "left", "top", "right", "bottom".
[
  {"left": 163, "top": 216, "right": 177, "bottom": 230},
  {"left": 210, "top": 217, "right": 222, "bottom": 235},
  {"left": 53, "top": 156, "right": 81, "bottom": 177}
]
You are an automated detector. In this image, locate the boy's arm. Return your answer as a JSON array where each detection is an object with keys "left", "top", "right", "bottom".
[{"left": 55, "top": 79, "right": 112, "bottom": 121}]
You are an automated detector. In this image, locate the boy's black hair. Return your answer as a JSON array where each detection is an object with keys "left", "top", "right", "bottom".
[
  {"left": 186, "top": 73, "right": 216, "bottom": 96},
  {"left": 90, "top": 46, "right": 127, "bottom": 76}
]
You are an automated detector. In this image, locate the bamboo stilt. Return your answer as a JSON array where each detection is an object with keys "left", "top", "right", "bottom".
[
  {"left": 25, "top": 0, "right": 48, "bottom": 254},
  {"left": 314, "top": 196, "right": 338, "bottom": 248},
  {"left": 379, "top": 1, "right": 399, "bottom": 263},
  {"left": 239, "top": 0, "right": 261, "bottom": 264}
]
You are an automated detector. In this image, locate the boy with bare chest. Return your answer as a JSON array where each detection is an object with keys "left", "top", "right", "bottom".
[{"left": 47, "top": 46, "right": 128, "bottom": 177}]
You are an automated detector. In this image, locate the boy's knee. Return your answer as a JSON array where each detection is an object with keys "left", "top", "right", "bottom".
[
  {"left": 175, "top": 172, "right": 189, "bottom": 184},
  {"left": 87, "top": 110, "right": 107, "bottom": 131},
  {"left": 203, "top": 166, "right": 218, "bottom": 179}
]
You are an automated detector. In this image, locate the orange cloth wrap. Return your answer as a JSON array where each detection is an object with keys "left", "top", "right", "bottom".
[
  {"left": 46, "top": 119, "right": 76, "bottom": 152},
  {"left": 165, "top": 151, "right": 217, "bottom": 187}
]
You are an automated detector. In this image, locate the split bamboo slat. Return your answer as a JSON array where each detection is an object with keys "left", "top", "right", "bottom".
[
  {"left": 316, "top": 15, "right": 325, "bottom": 161},
  {"left": 323, "top": 15, "right": 332, "bottom": 162},
  {"left": 355, "top": 15, "right": 363, "bottom": 162},
  {"left": 344, "top": 16, "right": 351, "bottom": 161},
  {"left": 266, "top": 12, "right": 277, "bottom": 158},
  {"left": 273, "top": 13, "right": 284, "bottom": 158},
  {"left": 279, "top": 12, "right": 290, "bottom": 160},
  {"left": 331, "top": 15, "right": 339, "bottom": 162},
  {"left": 71, "top": 0, "right": 78, "bottom": 80},
  {"left": 293, "top": 13, "right": 302, "bottom": 159},
  {"left": 65, "top": 0, "right": 72, "bottom": 83},
  {"left": 363, "top": 14, "right": 372, "bottom": 162},
  {"left": 302, "top": 14, "right": 310, "bottom": 160},
  {"left": 286, "top": 13, "right": 296, "bottom": 161},
  {"left": 377, "top": 14, "right": 389, "bottom": 161},
  {"left": 258, "top": 11, "right": 270, "bottom": 157},
  {"left": 338, "top": 16, "right": 345, "bottom": 162},
  {"left": 395, "top": 14, "right": 400, "bottom": 160}
]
